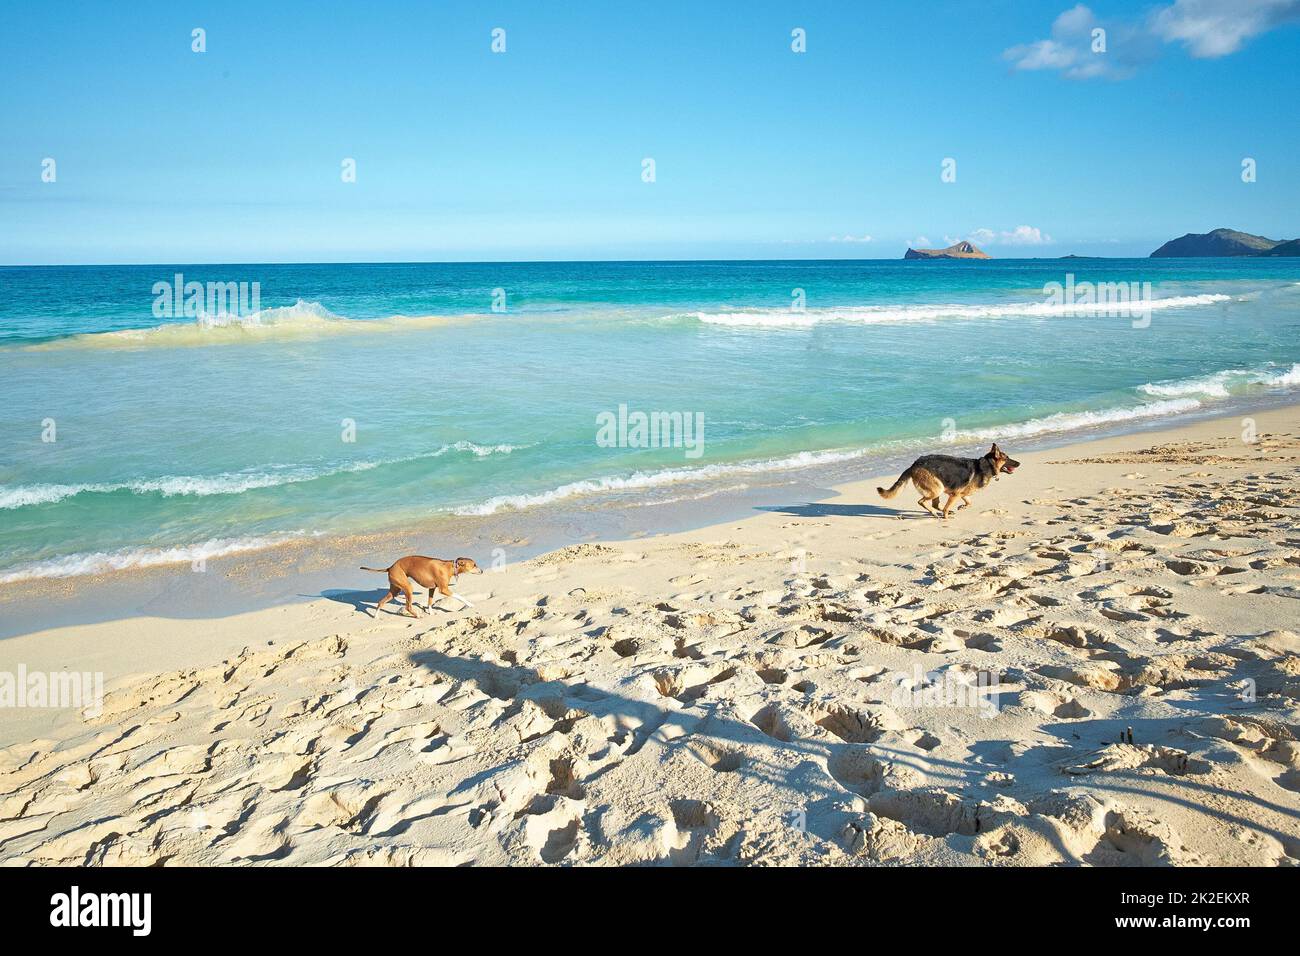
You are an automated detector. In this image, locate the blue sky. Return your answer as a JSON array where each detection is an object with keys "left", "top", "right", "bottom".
[{"left": 2, "top": 0, "right": 1298, "bottom": 263}]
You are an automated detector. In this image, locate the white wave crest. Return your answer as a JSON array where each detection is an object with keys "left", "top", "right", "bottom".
[
  {"left": 0, "top": 534, "right": 300, "bottom": 585},
  {"left": 195, "top": 299, "right": 339, "bottom": 329},
  {"left": 454, "top": 448, "right": 868, "bottom": 516},
  {"left": 690, "top": 294, "right": 1233, "bottom": 328},
  {"left": 434, "top": 441, "right": 527, "bottom": 458},
  {"left": 1138, "top": 363, "right": 1300, "bottom": 399},
  {"left": 951, "top": 398, "right": 1203, "bottom": 442},
  {"left": 0, "top": 442, "right": 527, "bottom": 511},
  {"left": 1267, "top": 363, "right": 1300, "bottom": 387},
  {"left": 25, "top": 300, "right": 459, "bottom": 350}
]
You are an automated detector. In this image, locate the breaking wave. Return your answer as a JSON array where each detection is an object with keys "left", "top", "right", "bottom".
[
  {"left": 688, "top": 294, "right": 1233, "bottom": 328},
  {"left": 454, "top": 448, "right": 869, "bottom": 515},
  {"left": 1139, "top": 363, "right": 1300, "bottom": 399},
  {"left": 453, "top": 395, "right": 1239, "bottom": 517},
  {"left": 0, "top": 534, "right": 304, "bottom": 584},
  {"left": 0, "top": 441, "right": 528, "bottom": 511},
  {"left": 22, "top": 300, "right": 461, "bottom": 349}
]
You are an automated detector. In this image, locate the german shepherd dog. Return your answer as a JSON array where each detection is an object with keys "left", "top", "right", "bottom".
[{"left": 878, "top": 443, "right": 1020, "bottom": 518}]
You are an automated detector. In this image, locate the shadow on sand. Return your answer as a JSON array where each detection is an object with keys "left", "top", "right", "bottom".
[
  {"left": 400, "top": 643, "right": 1300, "bottom": 861},
  {"left": 315, "top": 586, "right": 461, "bottom": 618},
  {"left": 757, "top": 501, "right": 918, "bottom": 519}
]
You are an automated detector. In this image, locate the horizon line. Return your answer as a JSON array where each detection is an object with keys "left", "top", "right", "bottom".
[{"left": 0, "top": 254, "right": 1157, "bottom": 269}]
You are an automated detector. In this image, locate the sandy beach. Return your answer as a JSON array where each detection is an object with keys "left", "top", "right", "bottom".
[{"left": 2, "top": 404, "right": 1298, "bottom": 867}]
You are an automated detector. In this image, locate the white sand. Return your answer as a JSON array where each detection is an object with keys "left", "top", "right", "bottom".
[{"left": 2, "top": 406, "right": 1298, "bottom": 866}]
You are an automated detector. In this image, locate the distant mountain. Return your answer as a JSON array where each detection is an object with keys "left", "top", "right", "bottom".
[
  {"left": 1256, "top": 238, "right": 1300, "bottom": 257},
  {"left": 1149, "top": 228, "right": 1282, "bottom": 257},
  {"left": 904, "top": 240, "right": 990, "bottom": 260}
]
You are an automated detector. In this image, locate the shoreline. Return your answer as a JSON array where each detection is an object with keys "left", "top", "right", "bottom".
[
  {"left": 1, "top": 402, "right": 1296, "bottom": 864},
  {"left": 1, "top": 391, "right": 1295, "bottom": 641}
]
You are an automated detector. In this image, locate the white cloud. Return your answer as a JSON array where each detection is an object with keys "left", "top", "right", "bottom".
[
  {"left": 969, "top": 225, "right": 1053, "bottom": 246},
  {"left": 1150, "top": 0, "right": 1300, "bottom": 57},
  {"left": 1004, "top": 0, "right": 1296, "bottom": 79},
  {"left": 1003, "top": 5, "right": 1122, "bottom": 79},
  {"left": 827, "top": 234, "right": 873, "bottom": 243},
  {"left": 1008, "top": 39, "right": 1078, "bottom": 70},
  {"left": 1054, "top": 3, "right": 1097, "bottom": 35}
]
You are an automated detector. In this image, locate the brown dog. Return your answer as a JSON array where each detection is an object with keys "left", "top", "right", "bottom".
[
  {"left": 361, "top": 556, "right": 483, "bottom": 617},
  {"left": 878, "top": 443, "right": 1020, "bottom": 518}
]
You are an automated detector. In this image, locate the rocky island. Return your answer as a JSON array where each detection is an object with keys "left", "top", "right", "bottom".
[
  {"left": 1258, "top": 238, "right": 1300, "bottom": 257},
  {"left": 1150, "top": 227, "right": 1297, "bottom": 257},
  {"left": 903, "top": 240, "right": 990, "bottom": 260}
]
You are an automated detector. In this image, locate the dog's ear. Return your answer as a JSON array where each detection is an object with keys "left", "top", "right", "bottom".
[{"left": 990, "top": 443, "right": 1000, "bottom": 455}]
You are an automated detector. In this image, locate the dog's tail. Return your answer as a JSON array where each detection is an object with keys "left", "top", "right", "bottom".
[
  {"left": 877, "top": 466, "right": 914, "bottom": 499},
  {"left": 359, "top": 565, "right": 390, "bottom": 573}
]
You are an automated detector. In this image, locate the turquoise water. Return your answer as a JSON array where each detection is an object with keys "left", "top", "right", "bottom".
[{"left": 1, "top": 258, "right": 1298, "bottom": 582}]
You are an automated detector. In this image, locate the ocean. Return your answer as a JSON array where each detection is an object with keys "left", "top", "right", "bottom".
[{"left": 1, "top": 258, "right": 1298, "bottom": 584}]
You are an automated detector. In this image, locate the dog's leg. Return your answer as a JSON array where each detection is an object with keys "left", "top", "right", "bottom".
[
  {"left": 960, "top": 495, "right": 973, "bottom": 510},
  {"left": 941, "top": 493, "right": 960, "bottom": 518},
  {"left": 402, "top": 584, "right": 419, "bottom": 617},
  {"left": 374, "top": 586, "right": 398, "bottom": 616},
  {"left": 436, "top": 585, "right": 474, "bottom": 609},
  {"left": 917, "top": 496, "right": 939, "bottom": 517}
]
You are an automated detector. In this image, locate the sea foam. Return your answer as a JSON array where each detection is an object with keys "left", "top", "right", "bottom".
[
  {"left": 0, "top": 534, "right": 302, "bottom": 584},
  {"left": 1138, "top": 363, "right": 1300, "bottom": 399},
  {"left": 23, "top": 300, "right": 461, "bottom": 350},
  {"left": 452, "top": 396, "right": 1219, "bottom": 516},
  {"left": 0, "top": 442, "right": 527, "bottom": 511},
  {"left": 689, "top": 294, "right": 1233, "bottom": 328}
]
